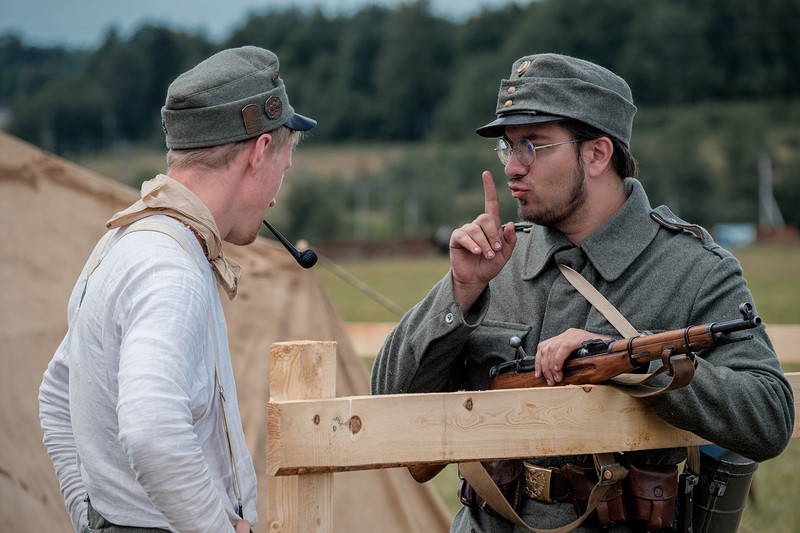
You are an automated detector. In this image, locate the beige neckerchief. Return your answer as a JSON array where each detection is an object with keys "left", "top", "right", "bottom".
[{"left": 107, "top": 174, "right": 242, "bottom": 300}]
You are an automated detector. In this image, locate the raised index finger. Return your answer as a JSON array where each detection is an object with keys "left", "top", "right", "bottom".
[{"left": 482, "top": 170, "right": 501, "bottom": 225}]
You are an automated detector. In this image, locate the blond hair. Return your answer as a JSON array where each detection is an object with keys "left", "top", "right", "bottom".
[{"left": 166, "top": 126, "right": 302, "bottom": 172}]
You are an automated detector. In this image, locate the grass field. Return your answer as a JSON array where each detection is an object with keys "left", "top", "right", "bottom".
[
  {"left": 316, "top": 243, "right": 800, "bottom": 530},
  {"left": 318, "top": 243, "right": 800, "bottom": 324}
]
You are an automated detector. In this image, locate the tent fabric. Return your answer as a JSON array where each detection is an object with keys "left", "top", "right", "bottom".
[{"left": 0, "top": 131, "right": 452, "bottom": 532}]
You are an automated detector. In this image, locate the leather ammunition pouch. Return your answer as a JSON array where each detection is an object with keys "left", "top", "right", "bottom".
[
  {"left": 458, "top": 460, "right": 525, "bottom": 519},
  {"left": 624, "top": 463, "right": 678, "bottom": 531},
  {"left": 561, "top": 461, "right": 678, "bottom": 531},
  {"left": 562, "top": 462, "right": 627, "bottom": 527}
]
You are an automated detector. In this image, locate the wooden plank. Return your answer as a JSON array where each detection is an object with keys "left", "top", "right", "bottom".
[
  {"left": 267, "top": 341, "right": 337, "bottom": 533},
  {"left": 267, "top": 372, "right": 800, "bottom": 476}
]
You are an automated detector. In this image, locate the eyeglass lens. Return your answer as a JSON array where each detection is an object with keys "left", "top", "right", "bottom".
[{"left": 496, "top": 138, "right": 535, "bottom": 165}]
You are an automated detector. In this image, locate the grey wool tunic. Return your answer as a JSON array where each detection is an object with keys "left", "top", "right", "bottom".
[{"left": 371, "top": 178, "right": 794, "bottom": 532}]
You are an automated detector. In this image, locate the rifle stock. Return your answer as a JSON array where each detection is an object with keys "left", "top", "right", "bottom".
[{"left": 489, "top": 303, "right": 761, "bottom": 390}]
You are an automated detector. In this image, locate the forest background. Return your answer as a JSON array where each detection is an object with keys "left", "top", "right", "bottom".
[{"left": 2, "top": 0, "right": 800, "bottom": 247}]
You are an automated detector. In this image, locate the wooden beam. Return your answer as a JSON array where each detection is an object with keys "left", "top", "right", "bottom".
[
  {"left": 267, "top": 372, "right": 800, "bottom": 476},
  {"left": 267, "top": 341, "right": 337, "bottom": 532}
]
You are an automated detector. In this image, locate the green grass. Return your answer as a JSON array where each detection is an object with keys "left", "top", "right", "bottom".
[
  {"left": 316, "top": 243, "right": 800, "bottom": 325},
  {"left": 318, "top": 244, "right": 800, "bottom": 528},
  {"left": 732, "top": 244, "right": 800, "bottom": 324},
  {"left": 316, "top": 255, "right": 452, "bottom": 322}
]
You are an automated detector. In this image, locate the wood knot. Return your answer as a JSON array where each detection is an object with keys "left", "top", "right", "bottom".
[
  {"left": 313, "top": 414, "right": 320, "bottom": 425},
  {"left": 349, "top": 415, "right": 362, "bottom": 434},
  {"left": 464, "top": 398, "right": 473, "bottom": 410}
]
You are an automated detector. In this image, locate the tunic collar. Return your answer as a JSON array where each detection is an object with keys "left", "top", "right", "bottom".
[{"left": 522, "top": 178, "right": 659, "bottom": 282}]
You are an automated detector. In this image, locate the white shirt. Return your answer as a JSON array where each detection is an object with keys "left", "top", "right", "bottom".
[{"left": 39, "top": 216, "right": 257, "bottom": 532}]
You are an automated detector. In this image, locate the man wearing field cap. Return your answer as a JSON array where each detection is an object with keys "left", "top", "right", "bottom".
[
  {"left": 373, "top": 53, "right": 793, "bottom": 531},
  {"left": 40, "top": 46, "right": 315, "bottom": 533}
]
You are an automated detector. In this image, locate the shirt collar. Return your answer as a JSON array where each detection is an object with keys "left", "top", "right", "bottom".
[
  {"left": 522, "top": 178, "right": 658, "bottom": 282},
  {"left": 106, "top": 174, "right": 242, "bottom": 300}
]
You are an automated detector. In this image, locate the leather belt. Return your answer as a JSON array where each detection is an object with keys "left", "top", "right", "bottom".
[{"left": 522, "top": 463, "right": 571, "bottom": 503}]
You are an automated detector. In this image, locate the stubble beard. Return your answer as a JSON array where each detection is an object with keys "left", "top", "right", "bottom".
[{"left": 518, "top": 165, "right": 587, "bottom": 228}]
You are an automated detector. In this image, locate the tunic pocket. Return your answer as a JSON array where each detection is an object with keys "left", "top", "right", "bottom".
[{"left": 464, "top": 320, "right": 532, "bottom": 389}]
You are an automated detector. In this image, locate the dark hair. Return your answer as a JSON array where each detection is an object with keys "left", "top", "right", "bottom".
[{"left": 560, "top": 120, "right": 638, "bottom": 178}]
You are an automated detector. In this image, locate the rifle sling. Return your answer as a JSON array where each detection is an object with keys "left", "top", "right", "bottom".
[{"left": 557, "top": 263, "right": 695, "bottom": 397}]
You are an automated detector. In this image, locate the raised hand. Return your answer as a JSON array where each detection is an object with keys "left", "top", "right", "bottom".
[{"left": 449, "top": 171, "right": 516, "bottom": 312}]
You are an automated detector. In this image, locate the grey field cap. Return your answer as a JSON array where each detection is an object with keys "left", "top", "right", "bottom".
[
  {"left": 476, "top": 53, "right": 636, "bottom": 147},
  {"left": 161, "top": 46, "right": 316, "bottom": 149}
]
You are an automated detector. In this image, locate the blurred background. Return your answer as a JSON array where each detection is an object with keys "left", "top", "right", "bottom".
[
  {"left": 3, "top": 0, "right": 799, "bottom": 529},
  {"left": 3, "top": 0, "right": 800, "bottom": 253}
]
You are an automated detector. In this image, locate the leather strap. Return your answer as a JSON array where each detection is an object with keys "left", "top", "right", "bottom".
[
  {"left": 557, "top": 263, "right": 695, "bottom": 397},
  {"left": 686, "top": 445, "right": 701, "bottom": 474},
  {"left": 557, "top": 264, "right": 638, "bottom": 338}
]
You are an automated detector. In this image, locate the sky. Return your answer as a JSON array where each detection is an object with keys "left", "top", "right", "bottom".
[{"left": 2, "top": 0, "right": 529, "bottom": 48}]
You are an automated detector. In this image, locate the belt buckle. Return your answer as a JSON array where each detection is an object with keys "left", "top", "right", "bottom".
[{"left": 523, "top": 463, "right": 554, "bottom": 503}]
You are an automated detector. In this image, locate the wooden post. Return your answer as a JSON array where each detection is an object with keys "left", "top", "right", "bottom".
[{"left": 267, "top": 341, "right": 337, "bottom": 533}]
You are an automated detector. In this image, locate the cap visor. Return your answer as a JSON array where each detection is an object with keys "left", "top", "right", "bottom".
[
  {"left": 475, "top": 114, "right": 565, "bottom": 138},
  {"left": 286, "top": 112, "right": 317, "bottom": 131}
]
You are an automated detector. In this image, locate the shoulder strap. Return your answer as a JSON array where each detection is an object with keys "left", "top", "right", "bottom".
[
  {"left": 558, "top": 263, "right": 695, "bottom": 398},
  {"left": 131, "top": 220, "right": 245, "bottom": 517},
  {"left": 457, "top": 266, "right": 633, "bottom": 531},
  {"left": 80, "top": 220, "right": 197, "bottom": 307},
  {"left": 456, "top": 263, "right": 696, "bottom": 530},
  {"left": 557, "top": 264, "right": 638, "bottom": 337},
  {"left": 126, "top": 220, "right": 198, "bottom": 265}
]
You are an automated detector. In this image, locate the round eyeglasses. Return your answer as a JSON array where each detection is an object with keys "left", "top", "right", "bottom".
[{"left": 495, "top": 138, "right": 579, "bottom": 166}]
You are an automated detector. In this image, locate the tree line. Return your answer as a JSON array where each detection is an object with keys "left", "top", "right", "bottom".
[
  {"left": 2, "top": 0, "right": 799, "bottom": 241},
  {"left": 3, "top": 0, "right": 799, "bottom": 150}
]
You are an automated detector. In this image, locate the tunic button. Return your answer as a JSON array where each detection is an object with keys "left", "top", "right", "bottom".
[
  {"left": 445, "top": 312, "right": 454, "bottom": 324},
  {"left": 507, "top": 86, "right": 516, "bottom": 94},
  {"left": 504, "top": 99, "right": 513, "bottom": 108}
]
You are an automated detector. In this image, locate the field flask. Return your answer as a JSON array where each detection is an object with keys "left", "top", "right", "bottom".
[{"left": 692, "top": 444, "right": 758, "bottom": 532}]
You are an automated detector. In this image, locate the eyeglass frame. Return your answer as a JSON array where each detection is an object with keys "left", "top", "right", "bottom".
[{"left": 494, "top": 137, "right": 580, "bottom": 166}]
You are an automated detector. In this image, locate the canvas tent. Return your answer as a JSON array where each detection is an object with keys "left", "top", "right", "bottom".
[{"left": 0, "top": 131, "right": 452, "bottom": 532}]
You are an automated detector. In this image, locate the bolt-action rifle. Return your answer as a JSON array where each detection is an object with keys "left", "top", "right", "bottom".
[
  {"left": 488, "top": 303, "right": 761, "bottom": 390},
  {"left": 407, "top": 303, "right": 761, "bottom": 483}
]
